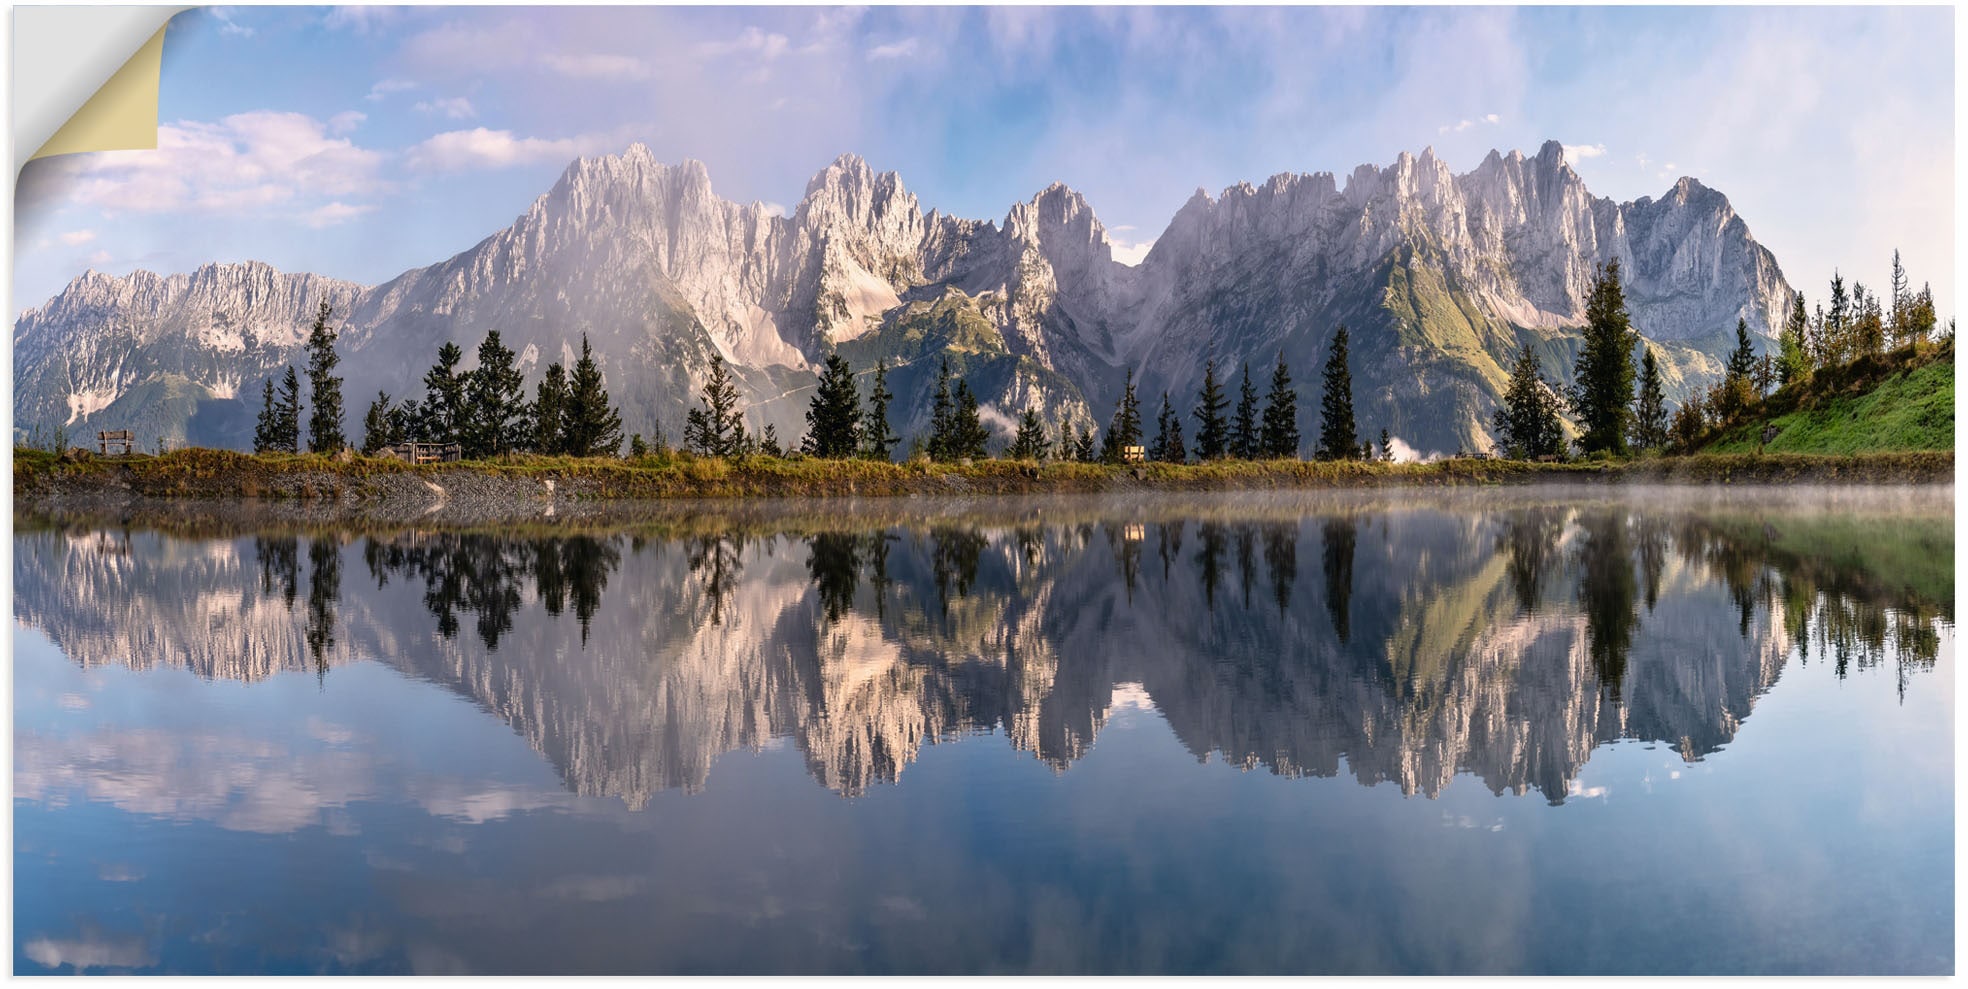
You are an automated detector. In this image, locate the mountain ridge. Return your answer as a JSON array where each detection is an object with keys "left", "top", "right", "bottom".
[{"left": 15, "top": 140, "right": 1793, "bottom": 455}]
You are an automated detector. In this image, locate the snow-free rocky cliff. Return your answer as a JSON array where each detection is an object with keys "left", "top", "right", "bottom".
[{"left": 15, "top": 141, "right": 1793, "bottom": 455}]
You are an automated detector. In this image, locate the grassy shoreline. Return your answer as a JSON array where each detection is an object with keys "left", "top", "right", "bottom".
[{"left": 13, "top": 446, "right": 1953, "bottom": 507}]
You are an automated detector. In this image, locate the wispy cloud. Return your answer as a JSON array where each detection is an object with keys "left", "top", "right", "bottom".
[
  {"left": 365, "top": 78, "right": 416, "bottom": 102},
  {"left": 866, "top": 38, "right": 921, "bottom": 61},
  {"left": 404, "top": 127, "right": 622, "bottom": 172},
  {"left": 58, "top": 229, "right": 96, "bottom": 246},
  {"left": 413, "top": 97, "right": 477, "bottom": 120},
  {"left": 210, "top": 7, "right": 254, "bottom": 38},
  {"left": 539, "top": 53, "right": 653, "bottom": 81},
  {"left": 696, "top": 26, "right": 790, "bottom": 60},
  {"left": 327, "top": 110, "right": 367, "bottom": 135},
  {"left": 1561, "top": 142, "right": 1608, "bottom": 162},
  {"left": 1438, "top": 113, "right": 1502, "bottom": 135},
  {"left": 303, "top": 202, "right": 377, "bottom": 228}
]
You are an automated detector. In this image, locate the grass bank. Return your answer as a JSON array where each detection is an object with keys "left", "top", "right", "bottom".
[
  {"left": 1703, "top": 339, "right": 1953, "bottom": 455},
  {"left": 13, "top": 445, "right": 1952, "bottom": 509}
]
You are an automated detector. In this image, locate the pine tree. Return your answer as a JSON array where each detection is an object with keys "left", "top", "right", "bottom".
[
  {"left": 1101, "top": 368, "right": 1144, "bottom": 462},
  {"left": 1230, "top": 363, "right": 1260, "bottom": 459},
  {"left": 419, "top": 342, "right": 468, "bottom": 445},
  {"left": 1821, "top": 272, "right": 1850, "bottom": 367},
  {"left": 253, "top": 378, "right": 280, "bottom": 454},
  {"left": 1778, "top": 292, "right": 1811, "bottom": 387},
  {"left": 1075, "top": 423, "right": 1098, "bottom": 463},
  {"left": 389, "top": 398, "right": 419, "bottom": 445},
  {"left": 1888, "top": 249, "right": 1910, "bottom": 346},
  {"left": 925, "top": 358, "right": 957, "bottom": 462},
  {"left": 684, "top": 352, "right": 743, "bottom": 457},
  {"left": 1314, "top": 326, "right": 1360, "bottom": 461},
  {"left": 861, "top": 359, "right": 898, "bottom": 461},
  {"left": 1377, "top": 428, "right": 1393, "bottom": 462},
  {"left": 560, "top": 335, "right": 623, "bottom": 457},
  {"left": 532, "top": 362, "right": 567, "bottom": 454},
  {"left": 361, "top": 391, "right": 396, "bottom": 454},
  {"left": 1725, "top": 317, "right": 1757, "bottom": 383},
  {"left": 760, "top": 423, "right": 783, "bottom": 457},
  {"left": 1569, "top": 259, "right": 1638, "bottom": 456},
  {"left": 303, "top": 301, "right": 345, "bottom": 453},
  {"left": 1151, "top": 394, "right": 1187, "bottom": 463},
  {"left": 1260, "top": 352, "right": 1299, "bottom": 459},
  {"left": 1629, "top": 347, "right": 1670, "bottom": 453},
  {"left": 1905, "top": 283, "right": 1938, "bottom": 344},
  {"left": 463, "top": 330, "right": 527, "bottom": 459},
  {"left": 275, "top": 366, "right": 303, "bottom": 453},
  {"left": 1192, "top": 359, "right": 1229, "bottom": 459},
  {"left": 1009, "top": 406, "right": 1049, "bottom": 461},
  {"left": 1492, "top": 344, "right": 1566, "bottom": 460},
  {"left": 805, "top": 353, "right": 863, "bottom": 458},
  {"left": 948, "top": 380, "right": 990, "bottom": 460}
]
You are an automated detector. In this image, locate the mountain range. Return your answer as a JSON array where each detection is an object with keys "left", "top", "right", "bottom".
[{"left": 14, "top": 140, "right": 1794, "bottom": 456}]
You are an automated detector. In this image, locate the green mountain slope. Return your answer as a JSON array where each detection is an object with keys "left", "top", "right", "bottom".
[{"left": 1703, "top": 341, "right": 1953, "bottom": 455}]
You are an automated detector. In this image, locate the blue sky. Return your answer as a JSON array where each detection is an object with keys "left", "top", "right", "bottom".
[{"left": 14, "top": 5, "right": 1956, "bottom": 320}]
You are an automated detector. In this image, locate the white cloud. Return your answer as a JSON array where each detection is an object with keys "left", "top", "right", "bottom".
[
  {"left": 696, "top": 26, "right": 790, "bottom": 60},
  {"left": 1111, "top": 238, "right": 1155, "bottom": 266},
  {"left": 1437, "top": 113, "right": 1501, "bottom": 135},
  {"left": 327, "top": 110, "right": 367, "bottom": 135},
  {"left": 48, "top": 111, "right": 386, "bottom": 222},
  {"left": 866, "top": 39, "right": 921, "bottom": 61},
  {"left": 759, "top": 201, "right": 788, "bottom": 218},
  {"left": 1561, "top": 143, "right": 1608, "bottom": 162},
  {"left": 85, "top": 249, "right": 112, "bottom": 266},
  {"left": 303, "top": 202, "right": 377, "bottom": 228},
  {"left": 210, "top": 7, "right": 254, "bottom": 38},
  {"left": 365, "top": 78, "right": 416, "bottom": 102},
  {"left": 1484, "top": 112, "right": 1500, "bottom": 124},
  {"left": 324, "top": 6, "right": 400, "bottom": 34},
  {"left": 405, "top": 127, "right": 620, "bottom": 172},
  {"left": 539, "top": 53, "right": 653, "bottom": 81},
  {"left": 58, "top": 229, "right": 96, "bottom": 246},
  {"left": 413, "top": 97, "right": 477, "bottom": 120}
]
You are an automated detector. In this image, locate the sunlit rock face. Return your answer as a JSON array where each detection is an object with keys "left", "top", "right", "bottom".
[
  {"left": 22, "top": 498, "right": 1931, "bottom": 807},
  {"left": 17, "top": 143, "right": 1789, "bottom": 455}
]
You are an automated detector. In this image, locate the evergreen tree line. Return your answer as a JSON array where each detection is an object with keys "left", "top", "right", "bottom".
[
  {"left": 254, "top": 304, "right": 626, "bottom": 460},
  {"left": 1490, "top": 248, "right": 1951, "bottom": 460}
]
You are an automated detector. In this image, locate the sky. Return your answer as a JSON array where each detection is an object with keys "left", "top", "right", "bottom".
[{"left": 12, "top": 5, "right": 1957, "bottom": 320}]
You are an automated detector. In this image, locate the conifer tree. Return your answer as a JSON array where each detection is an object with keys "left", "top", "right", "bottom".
[
  {"left": 361, "top": 391, "right": 395, "bottom": 454},
  {"left": 1378, "top": 428, "right": 1393, "bottom": 462},
  {"left": 760, "top": 423, "right": 783, "bottom": 457},
  {"left": 1009, "top": 406, "right": 1049, "bottom": 461},
  {"left": 948, "top": 379, "right": 990, "bottom": 460},
  {"left": 463, "top": 330, "right": 527, "bottom": 459},
  {"left": 1315, "top": 326, "right": 1359, "bottom": 461},
  {"left": 1193, "top": 359, "right": 1229, "bottom": 459},
  {"left": 532, "top": 362, "right": 567, "bottom": 454},
  {"left": 1906, "top": 283, "right": 1938, "bottom": 343},
  {"left": 389, "top": 398, "right": 419, "bottom": 445},
  {"left": 1888, "top": 249, "right": 1909, "bottom": 345},
  {"left": 1151, "top": 394, "right": 1187, "bottom": 463},
  {"left": 861, "top": 359, "right": 898, "bottom": 461},
  {"left": 1778, "top": 293, "right": 1811, "bottom": 387},
  {"left": 804, "top": 353, "right": 863, "bottom": 458},
  {"left": 560, "top": 335, "right": 623, "bottom": 457},
  {"left": 1821, "top": 272, "right": 1850, "bottom": 367},
  {"left": 1493, "top": 344, "right": 1566, "bottom": 460},
  {"left": 419, "top": 342, "right": 468, "bottom": 445},
  {"left": 1629, "top": 347, "right": 1670, "bottom": 453},
  {"left": 925, "top": 358, "right": 957, "bottom": 462},
  {"left": 275, "top": 366, "right": 303, "bottom": 453},
  {"left": 1075, "top": 423, "right": 1098, "bottom": 463},
  {"left": 303, "top": 301, "right": 345, "bottom": 453},
  {"left": 1260, "top": 352, "right": 1299, "bottom": 459},
  {"left": 684, "top": 351, "right": 743, "bottom": 457},
  {"left": 1055, "top": 419, "right": 1077, "bottom": 462},
  {"left": 1569, "top": 259, "right": 1638, "bottom": 456},
  {"left": 1100, "top": 368, "right": 1144, "bottom": 462},
  {"left": 1726, "top": 317, "right": 1757, "bottom": 383},
  {"left": 1231, "top": 363, "right": 1260, "bottom": 459},
  {"left": 253, "top": 378, "right": 280, "bottom": 454}
]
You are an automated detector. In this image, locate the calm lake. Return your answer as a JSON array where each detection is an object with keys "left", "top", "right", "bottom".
[{"left": 12, "top": 489, "right": 1953, "bottom": 974}]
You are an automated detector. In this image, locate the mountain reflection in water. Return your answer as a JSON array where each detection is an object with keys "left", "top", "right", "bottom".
[{"left": 15, "top": 495, "right": 1950, "bottom": 807}]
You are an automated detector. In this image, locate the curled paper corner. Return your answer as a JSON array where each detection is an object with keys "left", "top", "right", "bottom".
[{"left": 29, "top": 23, "right": 168, "bottom": 163}]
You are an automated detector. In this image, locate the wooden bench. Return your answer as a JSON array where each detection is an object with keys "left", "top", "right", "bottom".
[{"left": 97, "top": 429, "right": 133, "bottom": 455}]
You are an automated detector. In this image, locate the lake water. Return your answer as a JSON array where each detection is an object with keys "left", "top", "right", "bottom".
[{"left": 12, "top": 490, "right": 1953, "bottom": 974}]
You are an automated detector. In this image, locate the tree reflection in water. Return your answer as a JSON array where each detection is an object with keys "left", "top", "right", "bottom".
[{"left": 28, "top": 498, "right": 1940, "bottom": 803}]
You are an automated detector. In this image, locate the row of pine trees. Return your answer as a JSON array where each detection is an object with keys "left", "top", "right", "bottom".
[
  {"left": 704, "top": 339, "right": 1392, "bottom": 466},
  {"left": 253, "top": 303, "right": 627, "bottom": 459}
]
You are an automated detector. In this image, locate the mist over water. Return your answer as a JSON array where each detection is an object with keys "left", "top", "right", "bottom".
[{"left": 12, "top": 489, "right": 1953, "bottom": 974}]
